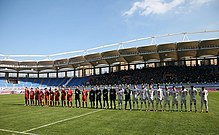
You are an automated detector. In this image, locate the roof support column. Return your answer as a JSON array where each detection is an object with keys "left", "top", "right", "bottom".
[
  {"left": 65, "top": 71, "right": 67, "bottom": 78},
  {"left": 154, "top": 62, "right": 157, "bottom": 68},
  {"left": 99, "top": 67, "right": 102, "bottom": 75},
  {"left": 183, "top": 59, "right": 186, "bottom": 66},
  {"left": 117, "top": 64, "right": 121, "bottom": 71},
  {"left": 108, "top": 65, "right": 111, "bottom": 73},
  {"left": 37, "top": 71, "right": 39, "bottom": 78},
  {"left": 17, "top": 71, "right": 19, "bottom": 79},
  {"left": 5, "top": 73, "right": 9, "bottom": 78},
  {"left": 56, "top": 70, "right": 58, "bottom": 78},
  {"left": 81, "top": 68, "right": 85, "bottom": 77},
  {"left": 196, "top": 58, "right": 199, "bottom": 66},
  {"left": 217, "top": 56, "right": 219, "bottom": 65},
  {"left": 93, "top": 66, "right": 96, "bottom": 75},
  {"left": 134, "top": 64, "right": 136, "bottom": 70}
]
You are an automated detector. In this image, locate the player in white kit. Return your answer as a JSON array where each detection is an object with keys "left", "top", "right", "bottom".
[
  {"left": 199, "top": 87, "right": 208, "bottom": 113},
  {"left": 147, "top": 84, "right": 155, "bottom": 111},
  {"left": 189, "top": 86, "right": 197, "bottom": 112},
  {"left": 132, "top": 85, "right": 139, "bottom": 110},
  {"left": 163, "top": 85, "right": 171, "bottom": 111},
  {"left": 140, "top": 85, "right": 147, "bottom": 110},
  {"left": 155, "top": 84, "right": 163, "bottom": 112},
  {"left": 117, "top": 86, "right": 124, "bottom": 110},
  {"left": 172, "top": 86, "right": 179, "bottom": 112},
  {"left": 180, "top": 86, "right": 187, "bottom": 112}
]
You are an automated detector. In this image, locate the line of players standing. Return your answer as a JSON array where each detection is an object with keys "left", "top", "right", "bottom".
[
  {"left": 24, "top": 84, "right": 209, "bottom": 113},
  {"left": 24, "top": 86, "right": 86, "bottom": 108}
]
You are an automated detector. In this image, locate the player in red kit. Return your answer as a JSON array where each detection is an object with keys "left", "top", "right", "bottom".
[
  {"left": 67, "top": 87, "right": 73, "bottom": 107},
  {"left": 50, "top": 89, "right": 54, "bottom": 107},
  {"left": 39, "top": 89, "right": 44, "bottom": 106},
  {"left": 24, "top": 87, "right": 29, "bottom": 106},
  {"left": 44, "top": 88, "right": 50, "bottom": 106},
  {"left": 82, "top": 87, "right": 88, "bottom": 108},
  {"left": 55, "top": 88, "right": 60, "bottom": 106},
  {"left": 35, "top": 88, "right": 40, "bottom": 106},
  {"left": 30, "top": 88, "right": 34, "bottom": 106},
  {"left": 61, "top": 87, "right": 66, "bottom": 107}
]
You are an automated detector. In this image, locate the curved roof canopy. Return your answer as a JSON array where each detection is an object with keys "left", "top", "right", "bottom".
[{"left": 1, "top": 30, "right": 219, "bottom": 72}]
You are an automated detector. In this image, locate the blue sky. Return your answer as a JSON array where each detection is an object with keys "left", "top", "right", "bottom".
[{"left": 0, "top": 0, "right": 219, "bottom": 58}]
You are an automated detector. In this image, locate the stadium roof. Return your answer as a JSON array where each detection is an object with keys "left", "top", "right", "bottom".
[{"left": 0, "top": 30, "right": 219, "bottom": 72}]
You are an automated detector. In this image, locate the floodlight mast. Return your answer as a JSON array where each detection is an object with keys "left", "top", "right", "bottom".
[{"left": 0, "top": 29, "right": 219, "bottom": 61}]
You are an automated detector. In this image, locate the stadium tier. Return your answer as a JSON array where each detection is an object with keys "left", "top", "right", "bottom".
[
  {"left": 89, "top": 65, "right": 219, "bottom": 85},
  {"left": 0, "top": 77, "right": 89, "bottom": 88},
  {"left": 0, "top": 65, "right": 218, "bottom": 89}
]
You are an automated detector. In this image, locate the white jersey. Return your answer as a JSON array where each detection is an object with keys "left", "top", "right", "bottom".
[
  {"left": 200, "top": 90, "right": 208, "bottom": 101},
  {"left": 144, "top": 88, "right": 149, "bottom": 100},
  {"left": 189, "top": 88, "right": 197, "bottom": 100},
  {"left": 155, "top": 88, "right": 163, "bottom": 101},
  {"left": 147, "top": 88, "right": 154, "bottom": 100},
  {"left": 180, "top": 89, "right": 187, "bottom": 100},
  {"left": 172, "top": 90, "right": 178, "bottom": 101},
  {"left": 140, "top": 89, "right": 147, "bottom": 100},
  {"left": 118, "top": 89, "right": 124, "bottom": 100},
  {"left": 163, "top": 89, "right": 170, "bottom": 101},
  {"left": 132, "top": 88, "right": 139, "bottom": 100}
]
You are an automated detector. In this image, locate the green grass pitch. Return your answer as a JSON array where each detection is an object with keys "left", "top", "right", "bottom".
[{"left": 0, "top": 93, "right": 219, "bottom": 135}]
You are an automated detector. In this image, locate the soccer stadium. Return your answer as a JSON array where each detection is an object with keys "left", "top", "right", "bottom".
[
  {"left": 1, "top": 1, "right": 219, "bottom": 135},
  {"left": 0, "top": 30, "right": 219, "bottom": 89},
  {"left": 0, "top": 30, "right": 219, "bottom": 135}
]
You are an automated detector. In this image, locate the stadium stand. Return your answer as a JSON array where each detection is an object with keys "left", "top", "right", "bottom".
[
  {"left": 0, "top": 77, "right": 89, "bottom": 88},
  {"left": 0, "top": 31, "right": 218, "bottom": 90},
  {"left": 88, "top": 65, "right": 219, "bottom": 85},
  {"left": 2, "top": 65, "right": 218, "bottom": 88}
]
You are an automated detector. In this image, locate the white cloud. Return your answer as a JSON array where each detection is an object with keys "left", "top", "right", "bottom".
[
  {"left": 190, "top": 0, "right": 212, "bottom": 6},
  {"left": 123, "top": 0, "right": 185, "bottom": 16},
  {"left": 123, "top": 0, "right": 214, "bottom": 16}
]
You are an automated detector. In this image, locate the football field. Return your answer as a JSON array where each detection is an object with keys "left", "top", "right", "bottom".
[{"left": 0, "top": 93, "right": 219, "bottom": 135}]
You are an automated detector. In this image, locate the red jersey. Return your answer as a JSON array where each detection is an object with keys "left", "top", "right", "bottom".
[
  {"left": 68, "top": 89, "right": 72, "bottom": 97},
  {"left": 55, "top": 90, "right": 60, "bottom": 101},
  {"left": 61, "top": 90, "right": 66, "bottom": 100},
  {"left": 40, "top": 91, "right": 44, "bottom": 100},
  {"left": 82, "top": 90, "right": 88, "bottom": 101},
  {"left": 67, "top": 89, "right": 72, "bottom": 101},
  {"left": 50, "top": 91, "right": 54, "bottom": 101},
  {"left": 45, "top": 90, "right": 50, "bottom": 100},
  {"left": 30, "top": 90, "right": 34, "bottom": 99},
  {"left": 35, "top": 89, "right": 40, "bottom": 100},
  {"left": 25, "top": 89, "right": 29, "bottom": 99}
]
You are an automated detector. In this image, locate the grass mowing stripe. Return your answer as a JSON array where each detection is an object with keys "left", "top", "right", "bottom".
[
  {"left": 22, "top": 109, "right": 103, "bottom": 133},
  {"left": 0, "top": 128, "right": 37, "bottom": 135}
]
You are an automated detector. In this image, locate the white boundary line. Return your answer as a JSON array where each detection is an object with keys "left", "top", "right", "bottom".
[
  {"left": 0, "top": 128, "right": 37, "bottom": 135},
  {"left": 22, "top": 109, "right": 103, "bottom": 133}
]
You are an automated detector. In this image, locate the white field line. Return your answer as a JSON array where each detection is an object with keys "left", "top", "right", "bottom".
[
  {"left": 22, "top": 109, "right": 103, "bottom": 133},
  {"left": 0, "top": 128, "right": 37, "bottom": 135}
]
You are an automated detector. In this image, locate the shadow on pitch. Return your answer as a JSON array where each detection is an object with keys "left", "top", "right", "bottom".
[{"left": 3, "top": 103, "right": 25, "bottom": 106}]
